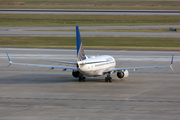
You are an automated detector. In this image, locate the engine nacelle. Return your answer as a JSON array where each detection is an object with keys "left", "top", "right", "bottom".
[
  {"left": 117, "top": 70, "right": 129, "bottom": 79},
  {"left": 72, "top": 71, "right": 80, "bottom": 78}
]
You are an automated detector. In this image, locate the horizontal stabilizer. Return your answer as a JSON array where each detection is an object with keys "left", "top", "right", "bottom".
[{"left": 43, "top": 59, "right": 77, "bottom": 65}]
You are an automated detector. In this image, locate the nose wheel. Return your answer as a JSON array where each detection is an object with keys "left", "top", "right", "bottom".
[
  {"left": 79, "top": 74, "right": 86, "bottom": 82},
  {"left": 105, "top": 73, "right": 112, "bottom": 82}
]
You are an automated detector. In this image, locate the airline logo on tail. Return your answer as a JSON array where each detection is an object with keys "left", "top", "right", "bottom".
[{"left": 76, "top": 26, "right": 86, "bottom": 61}]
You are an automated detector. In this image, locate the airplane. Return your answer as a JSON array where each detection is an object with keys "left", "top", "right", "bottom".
[{"left": 6, "top": 25, "right": 174, "bottom": 82}]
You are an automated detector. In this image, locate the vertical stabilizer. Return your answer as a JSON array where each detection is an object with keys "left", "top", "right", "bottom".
[{"left": 76, "top": 25, "right": 86, "bottom": 61}]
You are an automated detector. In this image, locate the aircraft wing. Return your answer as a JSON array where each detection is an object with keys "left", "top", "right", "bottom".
[
  {"left": 6, "top": 52, "right": 78, "bottom": 71},
  {"left": 108, "top": 55, "right": 174, "bottom": 72},
  {"left": 108, "top": 65, "right": 171, "bottom": 72}
]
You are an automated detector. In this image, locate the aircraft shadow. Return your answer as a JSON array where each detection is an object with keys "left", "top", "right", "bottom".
[{"left": 0, "top": 73, "right": 108, "bottom": 84}]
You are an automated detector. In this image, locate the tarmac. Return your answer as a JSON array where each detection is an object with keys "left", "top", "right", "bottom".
[
  {"left": 0, "top": 48, "right": 180, "bottom": 120},
  {"left": 1, "top": 26, "right": 180, "bottom": 37},
  {"left": 0, "top": 9, "right": 180, "bottom": 15}
]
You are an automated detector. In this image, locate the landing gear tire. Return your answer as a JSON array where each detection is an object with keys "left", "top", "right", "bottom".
[
  {"left": 109, "top": 77, "right": 112, "bottom": 82},
  {"left": 105, "top": 76, "right": 112, "bottom": 82},
  {"left": 79, "top": 75, "right": 86, "bottom": 82},
  {"left": 82, "top": 77, "right": 86, "bottom": 82},
  {"left": 79, "top": 77, "right": 82, "bottom": 82},
  {"left": 105, "top": 77, "right": 108, "bottom": 82}
]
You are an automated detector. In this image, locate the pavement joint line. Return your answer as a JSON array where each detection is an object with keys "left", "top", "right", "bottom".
[
  {"left": 1, "top": 97, "right": 180, "bottom": 103},
  {"left": 2, "top": 104, "right": 179, "bottom": 111}
]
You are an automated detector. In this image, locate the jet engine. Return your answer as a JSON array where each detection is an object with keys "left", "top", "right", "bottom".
[
  {"left": 72, "top": 71, "right": 80, "bottom": 78},
  {"left": 117, "top": 70, "right": 129, "bottom": 79}
]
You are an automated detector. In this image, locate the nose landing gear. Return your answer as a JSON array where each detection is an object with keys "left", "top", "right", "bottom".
[
  {"left": 105, "top": 73, "right": 112, "bottom": 82},
  {"left": 79, "top": 74, "right": 86, "bottom": 82}
]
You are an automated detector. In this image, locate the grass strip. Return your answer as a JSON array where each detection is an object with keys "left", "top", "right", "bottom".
[
  {"left": 0, "top": 5, "right": 179, "bottom": 10},
  {"left": 0, "top": 36, "right": 180, "bottom": 50},
  {"left": 1, "top": 1, "right": 179, "bottom": 10},
  {"left": 0, "top": 0, "right": 179, "bottom": 6},
  {"left": 26, "top": 29, "right": 179, "bottom": 33},
  {"left": 0, "top": 14, "right": 180, "bottom": 27}
]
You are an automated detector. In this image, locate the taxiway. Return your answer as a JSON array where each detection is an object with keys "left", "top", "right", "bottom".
[
  {"left": 0, "top": 48, "right": 180, "bottom": 120},
  {"left": 0, "top": 9, "right": 180, "bottom": 15},
  {"left": 0, "top": 25, "right": 180, "bottom": 37}
]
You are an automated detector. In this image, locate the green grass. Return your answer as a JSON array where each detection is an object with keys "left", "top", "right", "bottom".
[
  {"left": 0, "top": 5, "right": 179, "bottom": 10},
  {"left": 1, "top": 0, "right": 179, "bottom": 10},
  {"left": 0, "top": 0, "right": 179, "bottom": 6},
  {"left": 0, "top": 36, "right": 180, "bottom": 50},
  {"left": 0, "top": 14, "right": 180, "bottom": 27},
  {"left": 0, "top": 0, "right": 179, "bottom": 10}
]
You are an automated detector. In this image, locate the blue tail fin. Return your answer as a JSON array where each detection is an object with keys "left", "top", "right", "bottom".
[{"left": 76, "top": 25, "right": 86, "bottom": 61}]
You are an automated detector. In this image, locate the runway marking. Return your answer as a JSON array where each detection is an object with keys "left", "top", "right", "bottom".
[
  {"left": 125, "top": 89, "right": 149, "bottom": 100},
  {"left": 1, "top": 103, "right": 178, "bottom": 112},
  {"left": 0, "top": 97, "right": 180, "bottom": 103},
  {"left": 10, "top": 105, "right": 28, "bottom": 107}
]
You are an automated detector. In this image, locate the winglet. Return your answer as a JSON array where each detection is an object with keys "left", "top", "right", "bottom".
[
  {"left": 170, "top": 54, "right": 174, "bottom": 71},
  {"left": 171, "top": 54, "right": 174, "bottom": 65},
  {"left": 6, "top": 52, "right": 11, "bottom": 61},
  {"left": 6, "top": 52, "right": 12, "bottom": 68}
]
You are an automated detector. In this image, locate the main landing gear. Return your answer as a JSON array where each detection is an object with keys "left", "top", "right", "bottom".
[
  {"left": 105, "top": 73, "right": 112, "bottom": 82},
  {"left": 79, "top": 74, "right": 86, "bottom": 82}
]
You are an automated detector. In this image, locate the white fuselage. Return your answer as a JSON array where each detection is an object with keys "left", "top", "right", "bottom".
[{"left": 77, "top": 55, "right": 116, "bottom": 77}]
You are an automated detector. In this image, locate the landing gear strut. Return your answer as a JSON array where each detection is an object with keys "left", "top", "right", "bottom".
[
  {"left": 105, "top": 73, "right": 112, "bottom": 82},
  {"left": 79, "top": 74, "right": 86, "bottom": 82}
]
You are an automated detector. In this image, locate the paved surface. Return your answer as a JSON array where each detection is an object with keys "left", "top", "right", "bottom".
[
  {"left": 0, "top": 26, "right": 180, "bottom": 37},
  {"left": 0, "top": 9, "right": 180, "bottom": 15},
  {"left": 1, "top": 25, "right": 180, "bottom": 30},
  {"left": 0, "top": 48, "right": 180, "bottom": 120}
]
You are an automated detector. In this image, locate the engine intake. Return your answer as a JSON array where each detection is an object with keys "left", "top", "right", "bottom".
[
  {"left": 117, "top": 70, "right": 129, "bottom": 79},
  {"left": 72, "top": 71, "right": 80, "bottom": 78}
]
